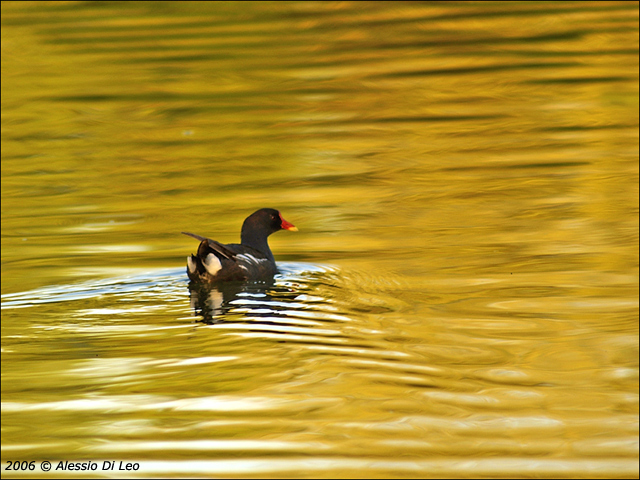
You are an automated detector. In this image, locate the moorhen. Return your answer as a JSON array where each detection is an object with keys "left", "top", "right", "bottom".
[{"left": 182, "top": 208, "right": 297, "bottom": 283}]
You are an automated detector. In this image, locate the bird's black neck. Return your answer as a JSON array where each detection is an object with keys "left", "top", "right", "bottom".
[{"left": 241, "top": 230, "right": 274, "bottom": 262}]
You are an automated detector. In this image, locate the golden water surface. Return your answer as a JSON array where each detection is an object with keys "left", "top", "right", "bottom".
[{"left": 2, "top": 2, "right": 639, "bottom": 478}]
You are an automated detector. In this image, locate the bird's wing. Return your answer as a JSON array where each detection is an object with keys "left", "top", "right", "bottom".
[{"left": 182, "top": 232, "right": 237, "bottom": 260}]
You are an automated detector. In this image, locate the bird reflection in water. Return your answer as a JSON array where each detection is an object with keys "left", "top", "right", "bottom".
[
  {"left": 186, "top": 262, "right": 339, "bottom": 324},
  {"left": 187, "top": 279, "right": 291, "bottom": 324}
]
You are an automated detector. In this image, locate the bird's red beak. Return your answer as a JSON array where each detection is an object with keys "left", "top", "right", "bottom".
[{"left": 280, "top": 214, "right": 298, "bottom": 232}]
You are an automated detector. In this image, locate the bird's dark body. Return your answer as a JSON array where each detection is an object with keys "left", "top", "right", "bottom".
[{"left": 183, "top": 208, "right": 296, "bottom": 284}]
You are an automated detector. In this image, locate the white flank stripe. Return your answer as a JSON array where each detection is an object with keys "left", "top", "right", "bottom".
[{"left": 236, "top": 254, "right": 267, "bottom": 266}]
